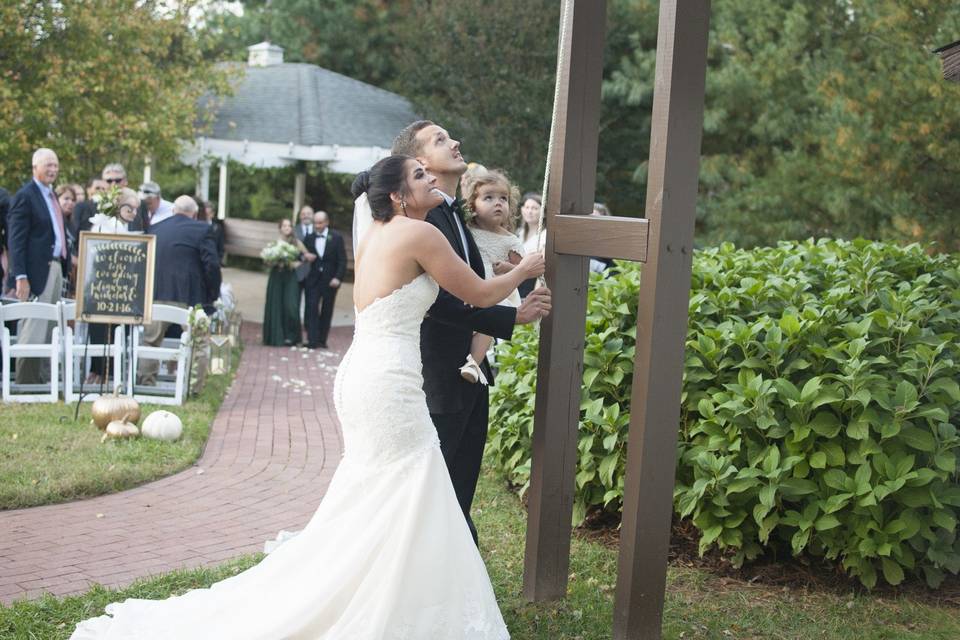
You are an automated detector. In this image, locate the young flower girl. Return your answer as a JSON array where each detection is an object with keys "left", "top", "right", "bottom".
[{"left": 460, "top": 166, "right": 525, "bottom": 384}]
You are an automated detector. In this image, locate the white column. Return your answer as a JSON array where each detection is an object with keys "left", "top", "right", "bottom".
[
  {"left": 292, "top": 171, "right": 306, "bottom": 221},
  {"left": 143, "top": 156, "right": 152, "bottom": 184},
  {"left": 217, "top": 160, "right": 229, "bottom": 220},
  {"left": 197, "top": 161, "right": 211, "bottom": 204}
]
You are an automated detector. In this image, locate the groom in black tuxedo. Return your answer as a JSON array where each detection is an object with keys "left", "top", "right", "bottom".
[
  {"left": 303, "top": 210, "right": 347, "bottom": 349},
  {"left": 393, "top": 121, "right": 552, "bottom": 544}
]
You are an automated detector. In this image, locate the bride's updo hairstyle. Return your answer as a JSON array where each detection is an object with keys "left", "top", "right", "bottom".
[{"left": 350, "top": 155, "right": 412, "bottom": 222}]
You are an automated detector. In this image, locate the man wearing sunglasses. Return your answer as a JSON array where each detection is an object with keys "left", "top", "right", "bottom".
[{"left": 73, "top": 163, "right": 146, "bottom": 234}]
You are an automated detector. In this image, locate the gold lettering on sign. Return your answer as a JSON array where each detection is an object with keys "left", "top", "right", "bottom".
[{"left": 84, "top": 238, "right": 150, "bottom": 319}]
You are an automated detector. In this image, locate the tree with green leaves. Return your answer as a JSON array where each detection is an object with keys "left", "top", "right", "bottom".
[
  {"left": 200, "top": 0, "right": 649, "bottom": 212},
  {"left": 201, "top": 0, "right": 409, "bottom": 88},
  {"left": 607, "top": 0, "right": 960, "bottom": 249},
  {"left": 0, "top": 0, "right": 231, "bottom": 187}
]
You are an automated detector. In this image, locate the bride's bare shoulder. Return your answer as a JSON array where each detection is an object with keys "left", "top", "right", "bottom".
[{"left": 390, "top": 217, "right": 445, "bottom": 246}]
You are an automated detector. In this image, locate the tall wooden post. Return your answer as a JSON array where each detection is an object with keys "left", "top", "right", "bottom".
[
  {"left": 613, "top": 1, "right": 711, "bottom": 637},
  {"left": 523, "top": 0, "right": 606, "bottom": 601},
  {"left": 521, "top": 0, "right": 712, "bottom": 636}
]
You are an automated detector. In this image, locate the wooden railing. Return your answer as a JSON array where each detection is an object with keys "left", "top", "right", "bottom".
[{"left": 223, "top": 219, "right": 354, "bottom": 272}]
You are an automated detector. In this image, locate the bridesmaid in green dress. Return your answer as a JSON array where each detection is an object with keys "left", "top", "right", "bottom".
[{"left": 262, "top": 219, "right": 308, "bottom": 346}]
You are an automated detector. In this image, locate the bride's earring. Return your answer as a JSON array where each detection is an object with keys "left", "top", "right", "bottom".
[{"left": 400, "top": 198, "right": 407, "bottom": 216}]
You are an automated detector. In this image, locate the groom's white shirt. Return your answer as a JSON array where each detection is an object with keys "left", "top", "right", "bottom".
[{"left": 438, "top": 189, "right": 470, "bottom": 262}]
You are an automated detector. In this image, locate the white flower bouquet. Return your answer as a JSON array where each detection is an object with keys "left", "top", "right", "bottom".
[
  {"left": 93, "top": 184, "right": 122, "bottom": 218},
  {"left": 187, "top": 304, "right": 210, "bottom": 348},
  {"left": 260, "top": 240, "right": 300, "bottom": 269}
]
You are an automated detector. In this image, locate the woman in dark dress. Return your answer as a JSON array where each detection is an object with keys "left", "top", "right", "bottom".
[{"left": 262, "top": 218, "right": 306, "bottom": 346}]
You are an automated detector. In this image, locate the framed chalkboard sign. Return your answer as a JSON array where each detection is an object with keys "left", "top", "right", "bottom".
[{"left": 75, "top": 232, "right": 156, "bottom": 324}]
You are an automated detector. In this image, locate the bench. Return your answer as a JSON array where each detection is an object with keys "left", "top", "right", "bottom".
[{"left": 223, "top": 219, "right": 354, "bottom": 273}]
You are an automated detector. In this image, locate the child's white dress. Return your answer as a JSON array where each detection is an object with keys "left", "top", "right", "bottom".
[{"left": 470, "top": 228, "right": 524, "bottom": 307}]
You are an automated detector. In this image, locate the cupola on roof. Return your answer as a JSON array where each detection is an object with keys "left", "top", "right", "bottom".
[{"left": 247, "top": 41, "right": 284, "bottom": 67}]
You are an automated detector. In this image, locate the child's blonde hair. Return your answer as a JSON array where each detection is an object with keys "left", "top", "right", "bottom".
[{"left": 462, "top": 166, "right": 520, "bottom": 233}]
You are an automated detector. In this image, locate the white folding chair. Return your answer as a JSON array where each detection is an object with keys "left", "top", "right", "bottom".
[
  {"left": 1, "top": 301, "right": 61, "bottom": 403},
  {"left": 60, "top": 301, "right": 127, "bottom": 402},
  {"left": 130, "top": 304, "right": 192, "bottom": 406}
]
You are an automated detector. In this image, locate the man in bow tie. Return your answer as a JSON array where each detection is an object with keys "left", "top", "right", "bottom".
[
  {"left": 392, "top": 121, "right": 552, "bottom": 545},
  {"left": 303, "top": 210, "right": 346, "bottom": 349}
]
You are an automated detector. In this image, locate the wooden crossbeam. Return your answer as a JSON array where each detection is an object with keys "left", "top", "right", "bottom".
[{"left": 552, "top": 215, "right": 649, "bottom": 262}]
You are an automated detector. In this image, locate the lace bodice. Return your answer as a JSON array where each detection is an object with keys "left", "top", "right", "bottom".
[
  {"left": 334, "top": 273, "right": 441, "bottom": 467},
  {"left": 351, "top": 272, "right": 438, "bottom": 339}
]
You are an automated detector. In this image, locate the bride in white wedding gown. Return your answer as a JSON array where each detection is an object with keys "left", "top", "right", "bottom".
[{"left": 70, "top": 155, "right": 545, "bottom": 640}]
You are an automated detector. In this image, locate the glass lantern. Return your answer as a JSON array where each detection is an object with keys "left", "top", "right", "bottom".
[
  {"left": 228, "top": 310, "right": 242, "bottom": 347},
  {"left": 208, "top": 316, "right": 231, "bottom": 375}
]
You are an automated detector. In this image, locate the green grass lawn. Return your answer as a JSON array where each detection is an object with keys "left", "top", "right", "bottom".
[
  {"left": 0, "top": 352, "right": 239, "bottom": 510},
  {"left": 2, "top": 463, "right": 957, "bottom": 639}
]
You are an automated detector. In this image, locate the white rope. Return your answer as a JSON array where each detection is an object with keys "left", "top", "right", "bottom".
[{"left": 537, "top": 0, "right": 575, "bottom": 256}]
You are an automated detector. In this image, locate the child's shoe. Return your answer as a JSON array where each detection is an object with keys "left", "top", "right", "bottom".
[{"left": 459, "top": 354, "right": 488, "bottom": 385}]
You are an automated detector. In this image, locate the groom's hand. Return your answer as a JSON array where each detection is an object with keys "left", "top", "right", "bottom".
[{"left": 515, "top": 287, "right": 552, "bottom": 324}]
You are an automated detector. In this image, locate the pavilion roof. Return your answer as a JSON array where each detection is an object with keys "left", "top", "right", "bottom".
[
  {"left": 204, "top": 61, "right": 418, "bottom": 148},
  {"left": 183, "top": 52, "right": 419, "bottom": 173}
]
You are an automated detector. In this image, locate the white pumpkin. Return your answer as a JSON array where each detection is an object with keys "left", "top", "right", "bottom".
[{"left": 141, "top": 410, "right": 184, "bottom": 442}]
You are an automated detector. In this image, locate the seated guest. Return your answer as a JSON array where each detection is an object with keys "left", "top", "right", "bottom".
[{"left": 138, "top": 196, "right": 221, "bottom": 384}]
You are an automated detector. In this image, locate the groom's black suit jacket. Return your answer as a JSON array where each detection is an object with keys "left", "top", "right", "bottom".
[{"left": 421, "top": 201, "right": 516, "bottom": 415}]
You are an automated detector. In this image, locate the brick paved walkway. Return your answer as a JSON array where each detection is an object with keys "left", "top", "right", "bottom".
[{"left": 0, "top": 323, "right": 351, "bottom": 604}]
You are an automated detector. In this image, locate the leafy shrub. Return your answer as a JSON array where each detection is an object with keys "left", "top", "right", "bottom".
[{"left": 488, "top": 239, "right": 960, "bottom": 587}]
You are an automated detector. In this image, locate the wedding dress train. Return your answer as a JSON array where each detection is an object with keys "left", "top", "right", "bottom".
[{"left": 71, "top": 273, "right": 509, "bottom": 639}]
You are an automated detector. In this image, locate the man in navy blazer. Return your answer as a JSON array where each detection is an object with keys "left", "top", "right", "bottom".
[
  {"left": 8, "top": 148, "right": 69, "bottom": 383},
  {"left": 138, "top": 195, "right": 221, "bottom": 384},
  {"left": 149, "top": 195, "right": 221, "bottom": 311}
]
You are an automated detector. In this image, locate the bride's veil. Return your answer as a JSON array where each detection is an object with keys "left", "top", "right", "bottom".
[{"left": 351, "top": 191, "right": 373, "bottom": 256}]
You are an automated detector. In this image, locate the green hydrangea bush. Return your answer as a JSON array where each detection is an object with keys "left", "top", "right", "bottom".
[{"left": 487, "top": 239, "right": 960, "bottom": 588}]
